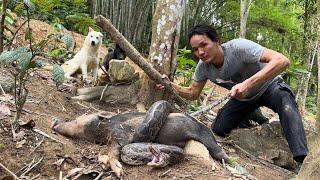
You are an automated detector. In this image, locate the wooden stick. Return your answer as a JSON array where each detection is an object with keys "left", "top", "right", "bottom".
[
  {"left": 28, "top": 136, "right": 44, "bottom": 155},
  {"left": 100, "top": 84, "right": 109, "bottom": 100},
  {"left": 94, "top": 15, "right": 186, "bottom": 107},
  {"left": 33, "top": 128, "right": 65, "bottom": 144},
  {"left": 0, "top": 162, "right": 20, "bottom": 179},
  {"left": 0, "top": 83, "right": 6, "bottom": 95},
  {"left": 20, "top": 157, "right": 43, "bottom": 177}
]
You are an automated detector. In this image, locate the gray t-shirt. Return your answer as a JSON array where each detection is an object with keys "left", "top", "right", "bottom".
[{"left": 193, "top": 38, "right": 276, "bottom": 101}]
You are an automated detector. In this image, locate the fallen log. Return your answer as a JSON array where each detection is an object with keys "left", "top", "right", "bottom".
[{"left": 94, "top": 15, "right": 186, "bottom": 107}]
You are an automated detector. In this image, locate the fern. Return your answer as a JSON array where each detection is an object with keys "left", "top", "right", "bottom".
[
  {"left": 61, "top": 34, "right": 74, "bottom": 51},
  {"left": 52, "top": 64, "right": 65, "bottom": 87},
  {"left": 0, "top": 50, "right": 15, "bottom": 63},
  {"left": 0, "top": 47, "right": 29, "bottom": 64},
  {"left": 18, "top": 52, "right": 32, "bottom": 72}
]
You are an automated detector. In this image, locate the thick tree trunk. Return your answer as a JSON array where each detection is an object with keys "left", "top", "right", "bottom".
[
  {"left": 240, "top": 0, "right": 252, "bottom": 38},
  {"left": 297, "top": 2, "right": 320, "bottom": 178},
  {"left": 297, "top": 42, "right": 317, "bottom": 114},
  {"left": 0, "top": 0, "right": 8, "bottom": 53},
  {"left": 296, "top": 0, "right": 315, "bottom": 114},
  {"left": 316, "top": 0, "right": 320, "bottom": 131},
  {"left": 95, "top": 15, "right": 186, "bottom": 107},
  {"left": 317, "top": 42, "right": 320, "bottom": 131},
  {"left": 138, "top": 0, "right": 186, "bottom": 107}
]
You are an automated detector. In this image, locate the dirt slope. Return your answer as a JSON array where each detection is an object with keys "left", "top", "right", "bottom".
[{"left": 0, "top": 19, "right": 294, "bottom": 179}]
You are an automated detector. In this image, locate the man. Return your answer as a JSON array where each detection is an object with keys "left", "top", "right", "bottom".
[{"left": 171, "top": 24, "right": 308, "bottom": 166}]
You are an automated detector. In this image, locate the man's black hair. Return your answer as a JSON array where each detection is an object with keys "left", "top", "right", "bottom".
[{"left": 188, "top": 24, "right": 218, "bottom": 43}]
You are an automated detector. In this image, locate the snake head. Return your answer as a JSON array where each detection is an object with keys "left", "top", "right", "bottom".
[{"left": 147, "top": 145, "right": 170, "bottom": 168}]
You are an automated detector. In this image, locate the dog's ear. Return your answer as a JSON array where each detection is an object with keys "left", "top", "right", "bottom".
[
  {"left": 89, "top": 27, "right": 93, "bottom": 32},
  {"left": 99, "top": 32, "right": 103, "bottom": 38}
]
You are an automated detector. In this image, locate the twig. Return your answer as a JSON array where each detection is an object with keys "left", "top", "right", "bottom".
[
  {"left": 33, "top": 128, "right": 66, "bottom": 144},
  {"left": 51, "top": 94, "right": 66, "bottom": 111},
  {"left": 99, "top": 64, "right": 108, "bottom": 76},
  {"left": 0, "top": 162, "right": 20, "bottom": 180},
  {"left": 203, "top": 85, "right": 215, "bottom": 106},
  {"left": 222, "top": 159, "right": 226, "bottom": 169},
  {"left": 94, "top": 172, "right": 104, "bottom": 180},
  {"left": 89, "top": 103, "right": 103, "bottom": 112},
  {"left": 190, "top": 94, "right": 230, "bottom": 117},
  {"left": 75, "top": 101, "right": 90, "bottom": 109},
  {"left": 0, "top": 83, "right": 6, "bottom": 95},
  {"left": 59, "top": 171, "right": 63, "bottom": 180},
  {"left": 159, "top": 169, "right": 171, "bottom": 178},
  {"left": 29, "top": 174, "right": 40, "bottom": 180},
  {"left": 7, "top": 20, "right": 28, "bottom": 48},
  {"left": 100, "top": 83, "right": 109, "bottom": 100},
  {"left": 20, "top": 157, "right": 43, "bottom": 177},
  {"left": 28, "top": 136, "right": 44, "bottom": 155}
]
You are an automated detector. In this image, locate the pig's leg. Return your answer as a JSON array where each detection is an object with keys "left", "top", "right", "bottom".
[{"left": 108, "top": 143, "right": 123, "bottom": 178}]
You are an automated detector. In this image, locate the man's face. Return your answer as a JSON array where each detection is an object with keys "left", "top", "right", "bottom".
[{"left": 190, "top": 34, "right": 218, "bottom": 64}]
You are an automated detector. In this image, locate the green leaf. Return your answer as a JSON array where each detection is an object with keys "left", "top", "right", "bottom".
[
  {"left": 28, "top": 59, "right": 45, "bottom": 68},
  {"left": 54, "top": 23, "right": 66, "bottom": 31},
  {"left": 23, "top": 0, "right": 36, "bottom": 10},
  {"left": 18, "top": 52, "right": 32, "bottom": 71},
  {"left": 0, "top": 144, "right": 5, "bottom": 149},
  {"left": 0, "top": 47, "right": 29, "bottom": 64},
  {"left": 0, "top": 51, "right": 15, "bottom": 63},
  {"left": 52, "top": 64, "right": 65, "bottom": 87},
  {"left": 25, "top": 28, "right": 31, "bottom": 41},
  {"left": 61, "top": 34, "right": 74, "bottom": 51},
  {"left": 50, "top": 48, "right": 67, "bottom": 58},
  {"left": 228, "top": 156, "right": 239, "bottom": 167}
]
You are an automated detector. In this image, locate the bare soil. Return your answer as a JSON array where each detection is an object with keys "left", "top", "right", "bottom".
[{"left": 0, "top": 19, "right": 295, "bottom": 180}]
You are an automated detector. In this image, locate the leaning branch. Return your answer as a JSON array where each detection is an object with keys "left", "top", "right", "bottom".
[
  {"left": 0, "top": 162, "right": 20, "bottom": 180},
  {"left": 94, "top": 15, "right": 186, "bottom": 107}
]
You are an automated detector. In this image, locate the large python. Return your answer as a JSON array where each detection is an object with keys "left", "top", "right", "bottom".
[{"left": 51, "top": 100, "right": 230, "bottom": 177}]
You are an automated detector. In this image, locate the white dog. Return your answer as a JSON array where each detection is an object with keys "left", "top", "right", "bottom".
[
  {"left": 44, "top": 27, "right": 103, "bottom": 82},
  {"left": 63, "top": 27, "right": 103, "bottom": 81}
]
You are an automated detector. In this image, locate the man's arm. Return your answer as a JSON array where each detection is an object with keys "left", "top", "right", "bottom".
[
  {"left": 231, "top": 48, "right": 289, "bottom": 99},
  {"left": 172, "top": 80, "right": 206, "bottom": 100}
]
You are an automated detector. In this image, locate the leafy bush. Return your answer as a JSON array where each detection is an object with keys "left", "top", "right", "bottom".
[
  {"left": 175, "top": 47, "right": 197, "bottom": 86},
  {"left": 11, "top": 0, "right": 97, "bottom": 34},
  {"left": 306, "top": 96, "right": 317, "bottom": 115},
  {"left": 0, "top": 0, "right": 65, "bottom": 129}
]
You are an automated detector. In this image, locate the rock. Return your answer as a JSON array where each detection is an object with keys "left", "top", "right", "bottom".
[
  {"left": 229, "top": 121, "right": 296, "bottom": 170},
  {"left": 109, "top": 59, "right": 139, "bottom": 83},
  {"left": 0, "top": 68, "right": 14, "bottom": 93},
  {"left": 297, "top": 129, "right": 320, "bottom": 179},
  {"left": 101, "top": 80, "right": 140, "bottom": 105},
  {"left": 184, "top": 140, "right": 213, "bottom": 165}
]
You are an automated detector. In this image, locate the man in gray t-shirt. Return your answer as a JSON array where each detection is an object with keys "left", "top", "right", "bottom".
[{"left": 171, "top": 25, "right": 308, "bottom": 167}]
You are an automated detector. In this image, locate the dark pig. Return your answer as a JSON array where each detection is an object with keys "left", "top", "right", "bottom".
[{"left": 51, "top": 101, "right": 229, "bottom": 178}]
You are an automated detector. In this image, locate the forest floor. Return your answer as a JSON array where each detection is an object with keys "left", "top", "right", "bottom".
[{"left": 0, "top": 19, "right": 298, "bottom": 179}]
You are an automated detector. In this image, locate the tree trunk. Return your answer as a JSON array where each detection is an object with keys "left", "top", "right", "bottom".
[
  {"left": 240, "top": 0, "right": 252, "bottom": 38},
  {"left": 296, "top": 0, "right": 316, "bottom": 114},
  {"left": 95, "top": 15, "right": 186, "bottom": 107},
  {"left": 0, "top": 0, "right": 8, "bottom": 53},
  {"left": 316, "top": 0, "right": 320, "bottom": 131},
  {"left": 139, "top": 0, "right": 186, "bottom": 107}
]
